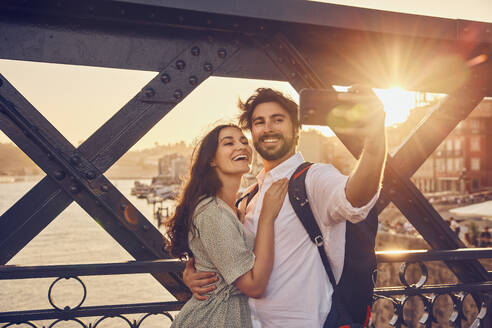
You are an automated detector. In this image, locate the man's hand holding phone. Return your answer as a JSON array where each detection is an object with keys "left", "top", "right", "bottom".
[{"left": 299, "top": 85, "right": 385, "bottom": 141}]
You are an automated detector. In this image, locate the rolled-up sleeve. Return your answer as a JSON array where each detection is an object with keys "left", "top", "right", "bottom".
[
  {"left": 306, "top": 163, "right": 380, "bottom": 225},
  {"left": 195, "top": 205, "right": 255, "bottom": 285}
]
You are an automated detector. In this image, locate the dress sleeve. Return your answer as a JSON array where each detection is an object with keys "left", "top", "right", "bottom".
[
  {"left": 195, "top": 204, "right": 255, "bottom": 285},
  {"left": 306, "top": 163, "right": 379, "bottom": 225}
]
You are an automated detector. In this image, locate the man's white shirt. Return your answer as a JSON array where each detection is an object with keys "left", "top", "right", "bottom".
[{"left": 244, "top": 153, "right": 379, "bottom": 328}]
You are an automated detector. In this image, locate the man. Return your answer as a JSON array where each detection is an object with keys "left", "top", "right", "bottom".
[{"left": 183, "top": 86, "right": 387, "bottom": 327}]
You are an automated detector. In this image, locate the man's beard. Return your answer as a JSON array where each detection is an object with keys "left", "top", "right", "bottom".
[{"left": 254, "top": 133, "right": 295, "bottom": 161}]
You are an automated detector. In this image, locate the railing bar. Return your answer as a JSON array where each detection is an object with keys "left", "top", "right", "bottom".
[
  {"left": 375, "top": 281, "right": 492, "bottom": 296},
  {"left": 376, "top": 248, "right": 492, "bottom": 262},
  {"left": 0, "top": 259, "right": 185, "bottom": 279},
  {"left": 0, "top": 301, "right": 186, "bottom": 323}
]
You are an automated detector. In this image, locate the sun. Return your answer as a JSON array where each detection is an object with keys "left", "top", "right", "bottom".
[{"left": 373, "top": 86, "right": 417, "bottom": 126}]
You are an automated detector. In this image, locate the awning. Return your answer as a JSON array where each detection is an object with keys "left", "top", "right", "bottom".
[{"left": 450, "top": 201, "right": 492, "bottom": 218}]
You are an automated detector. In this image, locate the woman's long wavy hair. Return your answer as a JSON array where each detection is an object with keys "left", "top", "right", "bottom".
[{"left": 165, "top": 124, "right": 239, "bottom": 259}]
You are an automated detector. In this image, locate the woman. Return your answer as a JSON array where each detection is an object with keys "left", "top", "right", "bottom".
[{"left": 165, "top": 124, "right": 287, "bottom": 328}]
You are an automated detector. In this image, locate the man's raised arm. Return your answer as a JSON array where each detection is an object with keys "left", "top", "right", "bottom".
[{"left": 333, "top": 85, "right": 387, "bottom": 208}]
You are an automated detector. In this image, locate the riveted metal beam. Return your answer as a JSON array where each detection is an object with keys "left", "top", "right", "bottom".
[
  {"left": 2, "top": 0, "right": 492, "bottom": 95},
  {"left": 0, "top": 33, "right": 241, "bottom": 300}
]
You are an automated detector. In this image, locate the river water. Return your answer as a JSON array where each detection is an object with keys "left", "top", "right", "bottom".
[{"left": 0, "top": 178, "right": 178, "bottom": 328}]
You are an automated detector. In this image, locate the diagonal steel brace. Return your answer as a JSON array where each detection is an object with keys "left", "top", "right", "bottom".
[{"left": 0, "top": 33, "right": 240, "bottom": 300}]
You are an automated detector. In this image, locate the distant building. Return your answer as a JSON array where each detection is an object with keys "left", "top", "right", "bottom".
[
  {"left": 399, "top": 98, "right": 492, "bottom": 193},
  {"left": 433, "top": 98, "right": 492, "bottom": 192},
  {"left": 157, "top": 153, "right": 189, "bottom": 184}
]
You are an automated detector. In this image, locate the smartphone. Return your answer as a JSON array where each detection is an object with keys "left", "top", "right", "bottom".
[{"left": 299, "top": 89, "right": 339, "bottom": 126}]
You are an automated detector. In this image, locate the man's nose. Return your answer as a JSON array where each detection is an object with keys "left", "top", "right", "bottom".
[{"left": 265, "top": 119, "right": 275, "bottom": 132}]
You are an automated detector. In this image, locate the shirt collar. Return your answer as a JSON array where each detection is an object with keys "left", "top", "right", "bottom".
[{"left": 256, "top": 152, "right": 304, "bottom": 184}]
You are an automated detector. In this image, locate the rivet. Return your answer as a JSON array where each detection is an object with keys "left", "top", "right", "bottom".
[
  {"left": 174, "top": 89, "right": 183, "bottom": 100},
  {"left": 233, "top": 23, "right": 239, "bottom": 28},
  {"left": 121, "top": 203, "right": 127, "bottom": 210},
  {"left": 120, "top": 9, "right": 125, "bottom": 15},
  {"left": 260, "top": 26, "right": 264, "bottom": 30},
  {"left": 70, "top": 185, "right": 80, "bottom": 194},
  {"left": 53, "top": 170, "right": 65, "bottom": 180},
  {"left": 178, "top": 16, "right": 184, "bottom": 22},
  {"left": 88, "top": 5, "right": 94, "bottom": 12},
  {"left": 160, "top": 74, "right": 171, "bottom": 84},
  {"left": 144, "top": 88, "right": 155, "bottom": 98},
  {"left": 408, "top": 199, "right": 413, "bottom": 203},
  {"left": 47, "top": 153, "right": 54, "bottom": 160},
  {"left": 203, "top": 63, "right": 213, "bottom": 73},
  {"left": 70, "top": 155, "right": 81, "bottom": 166},
  {"left": 486, "top": 28, "right": 491, "bottom": 33},
  {"left": 290, "top": 72, "right": 297, "bottom": 78},
  {"left": 207, "top": 35, "right": 214, "bottom": 43},
  {"left": 217, "top": 48, "right": 227, "bottom": 58},
  {"left": 189, "top": 76, "right": 198, "bottom": 86},
  {"left": 149, "top": 12, "right": 155, "bottom": 19},
  {"left": 143, "top": 224, "right": 150, "bottom": 231},
  {"left": 463, "top": 27, "right": 469, "bottom": 33},
  {"left": 85, "top": 170, "right": 96, "bottom": 180},
  {"left": 100, "top": 184, "right": 109, "bottom": 192},
  {"left": 278, "top": 57, "right": 284, "bottom": 63},
  {"left": 206, "top": 19, "right": 212, "bottom": 25},
  {"left": 162, "top": 245, "right": 167, "bottom": 253},
  {"left": 175, "top": 60, "right": 186, "bottom": 70},
  {"left": 389, "top": 189, "right": 396, "bottom": 195},
  {"left": 191, "top": 46, "right": 200, "bottom": 56}
]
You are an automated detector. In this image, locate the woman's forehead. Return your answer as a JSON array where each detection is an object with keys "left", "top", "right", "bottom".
[{"left": 218, "top": 126, "right": 245, "bottom": 141}]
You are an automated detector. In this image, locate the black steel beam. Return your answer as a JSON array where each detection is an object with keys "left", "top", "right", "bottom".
[
  {"left": 0, "top": 33, "right": 240, "bottom": 300},
  {"left": 0, "top": 259, "right": 185, "bottom": 279},
  {"left": 1, "top": 0, "right": 492, "bottom": 95},
  {"left": 3, "top": 0, "right": 492, "bottom": 43},
  {"left": 0, "top": 301, "right": 185, "bottom": 323},
  {"left": 376, "top": 248, "right": 492, "bottom": 263},
  {"left": 374, "top": 282, "right": 492, "bottom": 296},
  {"left": 0, "top": 74, "right": 189, "bottom": 297}
]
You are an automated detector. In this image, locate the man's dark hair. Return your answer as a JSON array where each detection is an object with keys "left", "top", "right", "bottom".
[{"left": 238, "top": 88, "right": 301, "bottom": 132}]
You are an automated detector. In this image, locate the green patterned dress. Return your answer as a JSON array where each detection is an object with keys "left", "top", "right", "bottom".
[{"left": 171, "top": 197, "right": 255, "bottom": 328}]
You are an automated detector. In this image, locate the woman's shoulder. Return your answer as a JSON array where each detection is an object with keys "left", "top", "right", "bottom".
[
  {"left": 193, "top": 197, "right": 238, "bottom": 225},
  {"left": 194, "top": 196, "right": 220, "bottom": 220}
]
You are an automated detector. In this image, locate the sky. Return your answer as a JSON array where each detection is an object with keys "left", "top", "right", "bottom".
[{"left": 0, "top": 0, "right": 491, "bottom": 150}]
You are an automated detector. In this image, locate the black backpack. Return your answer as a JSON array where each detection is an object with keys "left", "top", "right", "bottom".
[{"left": 236, "top": 162, "right": 378, "bottom": 328}]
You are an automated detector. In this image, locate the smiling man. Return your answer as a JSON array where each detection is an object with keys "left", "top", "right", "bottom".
[{"left": 183, "top": 87, "right": 387, "bottom": 328}]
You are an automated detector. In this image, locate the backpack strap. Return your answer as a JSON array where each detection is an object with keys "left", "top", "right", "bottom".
[
  {"left": 288, "top": 162, "right": 337, "bottom": 288},
  {"left": 235, "top": 183, "right": 259, "bottom": 209}
]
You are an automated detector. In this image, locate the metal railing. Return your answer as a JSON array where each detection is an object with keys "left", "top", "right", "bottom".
[{"left": 1, "top": 249, "right": 491, "bottom": 327}]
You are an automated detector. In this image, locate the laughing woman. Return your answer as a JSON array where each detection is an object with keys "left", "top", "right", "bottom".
[{"left": 165, "top": 124, "right": 287, "bottom": 328}]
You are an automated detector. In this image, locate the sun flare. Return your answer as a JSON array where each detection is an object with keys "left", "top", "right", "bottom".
[{"left": 373, "top": 86, "right": 417, "bottom": 126}]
